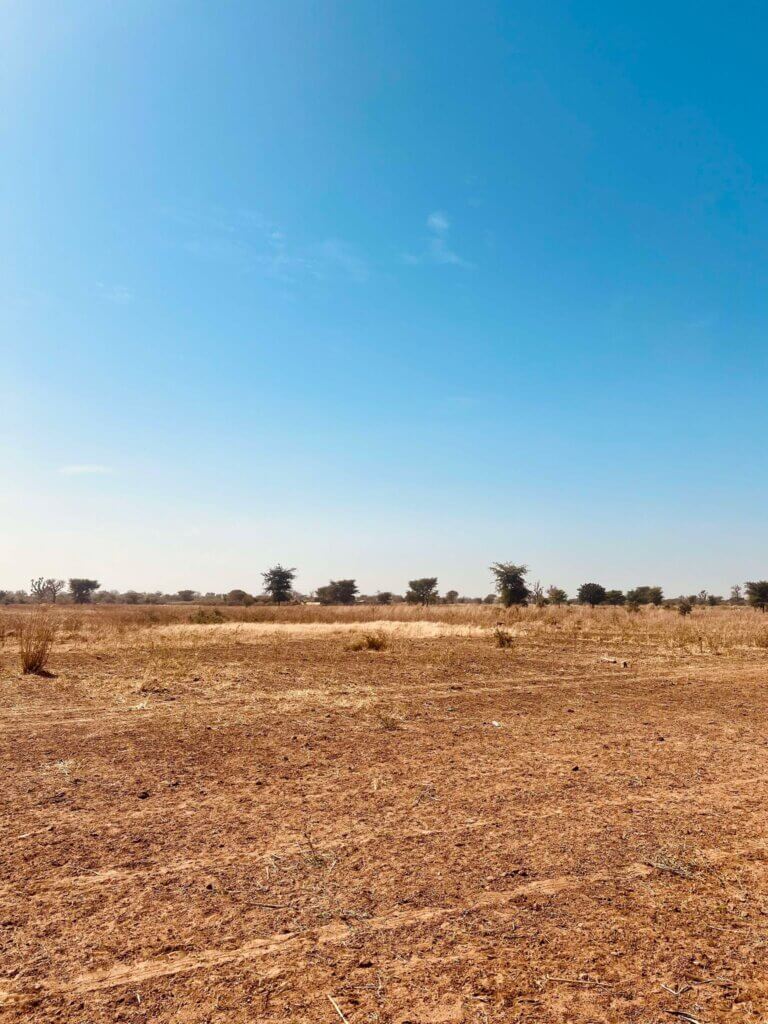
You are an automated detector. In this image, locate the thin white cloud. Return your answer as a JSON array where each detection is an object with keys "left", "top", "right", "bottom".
[
  {"left": 427, "top": 211, "right": 450, "bottom": 233},
  {"left": 97, "top": 283, "right": 133, "bottom": 304},
  {"left": 404, "top": 210, "right": 470, "bottom": 268},
  {"left": 170, "top": 206, "right": 368, "bottom": 285},
  {"left": 59, "top": 465, "right": 113, "bottom": 476}
]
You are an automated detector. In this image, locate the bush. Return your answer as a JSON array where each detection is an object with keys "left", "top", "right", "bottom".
[
  {"left": 348, "top": 631, "right": 388, "bottom": 651},
  {"left": 493, "top": 625, "right": 514, "bottom": 648},
  {"left": 189, "top": 608, "right": 225, "bottom": 624},
  {"left": 18, "top": 609, "right": 57, "bottom": 675},
  {"left": 678, "top": 599, "right": 693, "bottom": 617}
]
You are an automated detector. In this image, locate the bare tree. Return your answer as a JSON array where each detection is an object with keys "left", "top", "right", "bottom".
[{"left": 30, "top": 578, "right": 65, "bottom": 603}]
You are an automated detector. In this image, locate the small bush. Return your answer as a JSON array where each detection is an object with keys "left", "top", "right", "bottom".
[
  {"left": 678, "top": 599, "right": 693, "bottom": 617},
  {"left": 348, "top": 631, "right": 388, "bottom": 651},
  {"left": 493, "top": 625, "right": 514, "bottom": 648},
  {"left": 189, "top": 608, "right": 225, "bottom": 625},
  {"left": 18, "top": 609, "right": 57, "bottom": 675}
]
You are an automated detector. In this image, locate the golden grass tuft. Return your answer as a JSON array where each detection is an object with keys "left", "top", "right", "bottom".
[{"left": 17, "top": 607, "right": 57, "bottom": 675}]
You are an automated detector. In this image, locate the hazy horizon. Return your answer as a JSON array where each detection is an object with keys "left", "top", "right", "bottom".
[{"left": 2, "top": 2, "right": 766, "bottom": 597}]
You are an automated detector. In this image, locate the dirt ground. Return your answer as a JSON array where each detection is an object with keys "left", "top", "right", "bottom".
[{"left": 2, "top": 608, "right": 768, "bottom": 1022}]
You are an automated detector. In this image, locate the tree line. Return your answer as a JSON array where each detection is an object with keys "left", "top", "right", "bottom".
[{"left": 3, "top": 567, "right": 768, "bottom": 611}]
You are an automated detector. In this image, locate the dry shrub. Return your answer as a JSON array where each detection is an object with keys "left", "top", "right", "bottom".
[
  {"left": 493, "top": 625, "right": 514, "bottom": 648},
  {"left": 347, "top": 631, "right": 388, "bottom": 651},
  {"left": 18, "top": 608, "right": 57, "bottom": 675},
  {"left": 189, "top": 608, "right": 225, "bottom": 625}
]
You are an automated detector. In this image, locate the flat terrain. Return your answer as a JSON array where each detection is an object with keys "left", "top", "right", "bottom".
[{"left": 1, "top": 605, "right": 768, "bottom": 1022}]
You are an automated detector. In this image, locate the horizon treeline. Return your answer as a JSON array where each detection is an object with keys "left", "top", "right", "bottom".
[{"left": 3, "top": 567, "right": 768, "bottom": 611}]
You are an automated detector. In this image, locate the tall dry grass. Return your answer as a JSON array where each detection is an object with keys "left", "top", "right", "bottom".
[
  {"left": 17, "top": 607, "right": 57, "bottom": 675},
  {"left": 1, "top": 602, "right": 767, "bottom": 655}
]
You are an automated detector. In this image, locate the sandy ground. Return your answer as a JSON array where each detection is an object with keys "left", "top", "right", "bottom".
[{"left": 1, "top": 613, "right": 768, "bottom": 1022}]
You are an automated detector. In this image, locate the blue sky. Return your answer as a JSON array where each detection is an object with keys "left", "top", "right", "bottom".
[{"left": 2, "top": 1, "right": 766, "bottom": 596}]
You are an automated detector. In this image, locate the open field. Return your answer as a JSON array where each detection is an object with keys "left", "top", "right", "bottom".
[{"left": 2, "top": 604, "right": 768, "bottom": 1022}]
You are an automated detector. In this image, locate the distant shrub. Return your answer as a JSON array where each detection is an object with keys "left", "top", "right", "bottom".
[
  {"left": 493, "top": 625, "right": 514, "bottom": 648},
  {"left": 678, "top": 599, "right": 693, "bottom": 617},
  {"left": 189, "top": 608, "right": 225, "bottom": 625},
  {"left": 348, "top": 631, "right": 388, "bottom": 651},
  {"left": 18, "top": 609, "right": 57, "bottom": 675}
]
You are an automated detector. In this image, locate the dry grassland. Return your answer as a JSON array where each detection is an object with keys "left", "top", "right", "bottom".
[{"left": 1, "top": 603, "right": 768, "bottom": 1022}]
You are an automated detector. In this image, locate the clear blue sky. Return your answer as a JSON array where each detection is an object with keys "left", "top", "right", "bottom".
[{"left": 2, "top": 1, "right": 766, "bottom": 597}]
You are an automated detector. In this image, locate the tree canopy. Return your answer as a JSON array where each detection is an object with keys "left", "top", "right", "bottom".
[
  {"left": 578, "top": 582, "right": 606, "bottom": 606},
  {"left": 262, "top": 565, "right": 296, "bottom": 604},
  {"left": 746, "top": 580, "right": 768, "bottom": 612},
  {"left": 405, "top": 578, "right": 439, "bottom": 605},
  {"left": 489, "top": 563, "right": 529, "bottom": 607}
]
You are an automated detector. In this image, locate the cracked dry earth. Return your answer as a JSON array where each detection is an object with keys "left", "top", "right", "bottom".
[{"left": 1, "top": 622, "right": 768, "bottom": 1022}]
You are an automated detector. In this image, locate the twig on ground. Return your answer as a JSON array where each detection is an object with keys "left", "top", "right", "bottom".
[
  {"left": 545, "top": 975, "right": 612, "bottom": 988},
  {"left": 327, "top": 993, "right": 350, "bottom": 1023}
]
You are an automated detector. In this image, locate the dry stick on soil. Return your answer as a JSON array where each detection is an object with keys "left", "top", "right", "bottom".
[
  {"left": 545, "top": 975, "right": 612, "bottom": 988},
  {"left": 327, "top": 993, "right": 351, "bottom": 1023},
  {"left": 18, "top": 608, "right": 57, "bottom": 675},
  {"left": 644, "top": 859, "right": 693, "bottom": 878},
  {"left": 662, "top": 1012, "right": 705, "bottom": 1024}
]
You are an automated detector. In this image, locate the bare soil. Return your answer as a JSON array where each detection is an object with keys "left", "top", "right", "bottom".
[{"left": 1, "top": 608, "right": 768, "bottom": 1022}]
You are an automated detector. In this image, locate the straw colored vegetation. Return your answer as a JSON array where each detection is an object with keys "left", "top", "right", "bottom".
[{"left": 1, "top": 602, "right": 767, "bottom": 1022}]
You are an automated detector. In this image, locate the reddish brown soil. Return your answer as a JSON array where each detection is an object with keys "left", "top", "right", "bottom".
[{"left": 1, "top": 623, "right": 767, "bottom": 1022}]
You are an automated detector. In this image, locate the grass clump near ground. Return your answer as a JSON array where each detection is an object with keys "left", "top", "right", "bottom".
[{"left": 18, "top": 608, "right": 57, "bottom": 675}]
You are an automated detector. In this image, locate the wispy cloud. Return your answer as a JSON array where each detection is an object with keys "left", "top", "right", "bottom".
[
  {"left": 427, "top": 211, "right": 450, "bottom": 233},
  {"left": 403, "top": 211, "right": 471, "bottom": 268},
  {"left": 97, "top": 283, "right": 133, "bottom": 304},
  {"left": 169, "top": 206, "right": 368, "bottom": 285},
  {"left": 59, "top": 464, "right": 113, "bottom": 476}
]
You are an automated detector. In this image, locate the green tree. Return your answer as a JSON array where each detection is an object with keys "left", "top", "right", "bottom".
[
  {"left": 316, "top": 579, "right": 358, "bottom": 605},
  {"left": 604, "top": 589, "right": 626, "bottom": 606},
  {"left": 226, "top": 589, "right": 252, "bottom": 605},
  {"left": 376, "top": 591, "right": 393, "bottom": 605},
  {"left": 69, "top": 578, "right": 100, "bottom": 604},
  {"left": 746, "top": 580, "right": 768, "bottom": 612},
  {"left": 262, "top": 565, "right": 296, "bottom": 604},
  {"left": 546, "top": 586, "right": 568, "bottom": 605},
  {"left": 177, "top": 590, "right": 198, "bottom": 602},
  {"left": 577, "top": 583, "right": 606, "bottom": 606},
  {"left": 678, "top": 598, "right": 693, "bottom": 616},
  {"left": 405, "top": 578, "right": 439, "bottom": 605},
  {"left": 490, "top": 563, "right": 530, "bottom": 607},
  {"left": 626, "top": 586, "right": 663, "bottom": 606},
  {"left": 444, "top": 589, "right": 459, "bottom": 604}
]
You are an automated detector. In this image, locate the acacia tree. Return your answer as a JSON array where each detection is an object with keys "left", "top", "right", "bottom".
[
  {"left": 746, "top": 580, "right": 768, "bottom": 612},
  {"left": 262, "top": 565, "right": 296, "bottom": 604},
  {"left": 30, "top": 578, "right": 66, "bottom": 603},
  {"left": 490, "top": 563, "right": 530, "bottom": 607},
  {"left": 405, "top": 578, "right": 439, "bottom": 605},
  {"left": 444, "top": 589, "right": 459, "bottom": 604},
  {"left": 578, "top": 583, "right": 606, "bottom": 606},
  {"left": 626, "top": 586, "right": 663, "bottom": 606},
  {"left": 316, "top": 579, "right": 358, "bottom": 605},
  {"left": 376, "top": 591, "right": 393, "bottom": 605},
  {"left": 604, "top": 589, "right": 626, "bottom": 606},
  {"left": 546, "top": 586, "right": 568, "bottom": 605},
  {"left": 69, "top": 579, "right": 100, "bottom": 604}
]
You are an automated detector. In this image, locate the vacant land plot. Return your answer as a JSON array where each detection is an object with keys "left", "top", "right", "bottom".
[{"left": 1, "top": 604, "right": 768, "bottom": 1022}]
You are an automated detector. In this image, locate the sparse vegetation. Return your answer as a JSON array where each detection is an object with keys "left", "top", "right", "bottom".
[
  {"left": 17, "top": 608, "right": 57, "bottom": 674},
  {"left": 493, "top": 625, "right": 514, "bottom": 648}
]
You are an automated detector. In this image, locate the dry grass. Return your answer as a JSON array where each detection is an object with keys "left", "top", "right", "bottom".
[
  {"left": 2, "top": 600, "right": 768, "bottom": 1022},
  {"left": 16, "top": 606, "right": 57, "bottom": 675}
]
